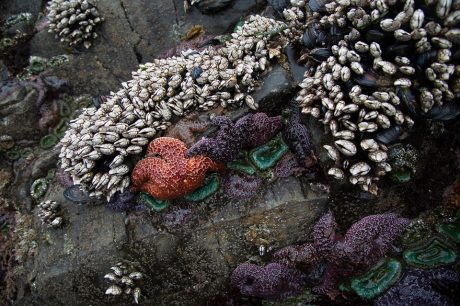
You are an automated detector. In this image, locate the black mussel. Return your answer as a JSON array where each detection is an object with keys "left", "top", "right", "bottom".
[
  {"left": 308, "top": 0, "right": 328, "bottom": 12},
  {"left": 302, "top": 26, "right": 319, "bottom": 49},
  {"left": 353, "top": 70, "right": 379, "bottom": 88},
  {"left": 191, "top": 66, "right": 203, "bottom": 79},
  {"left": 198, "top": 38, "right": 221, "bottom": 48},
  {"left": 375, "top": 125, "right": 402, "bottom": 145},
  {"left": 365, "top": 29, "right": 386, "bottom": 42},
  {"left": 194, "top": 0, "right": 233, "bottom": 14},
  {"left": 309, "top": 48, "right": 332, "bottom": 62},
  {"left": 328, "top": 24, "right": 343, "bottom": 46},
  {"left": 92, "top": 96, "right": 102, "bottom": 109},
  {"left": 285, "top": 44, "right": 308, "bottom": 84},
  {"left": 424, "top": 103, "right": 460, "bottom": 121},
  {"left": 396, "top": 87, "right": 419, "bottom": 118},
  {"left": 452, "top": 49, "right": 460, "bottom": 62},
  {"left": 64, "top": 184, "right": 91, "bottom": 204},
  {"left": 343, "top": 80, "right": 356, "bottom": 92},
  {"left": 302, "top": 22, "right": 324, "bottom": 49},
  {"left": 385, "top": 44, "right": 413, "bottom": 58},
  {"left": 267, "top": 0, "right": 288, "bottom": 14},
  {"left": 416, "top": 50, "right": 437, "bottom": 69}
]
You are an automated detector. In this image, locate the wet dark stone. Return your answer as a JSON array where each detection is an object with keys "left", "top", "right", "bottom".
[
  {"left": 285, "top": 44, "right": 308, "bottom": 85},
  {"left": 253, "top": 65, "right": 295, "bottom": 113},
  {"left": 63, "top": 184, "right": 91, "bottom": 204}
]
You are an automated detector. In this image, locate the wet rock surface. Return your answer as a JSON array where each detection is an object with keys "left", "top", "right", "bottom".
[{"left": 14, "top": 174, "right": 327, "bottom": 305}]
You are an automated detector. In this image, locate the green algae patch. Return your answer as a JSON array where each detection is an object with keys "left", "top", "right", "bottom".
[
  {"left": 437, "top": 222, "right": 460, "bottom": 244},
  {"left": 184, "top": 174, "right": 219, "bottom": 202},
  {"left": 403, "top": 237, "right": 457, "bottom": 268},
  {"left": 350, "top": 258, "right": 402, "bottom": 300},
  {"left": 138, "top": 192, "right": 169, "bottom": 212},
  {"left": 250, "top": 137, "right": 288, "bottom": 171},
  {"left": 392, "top": 169, "right": 412, "bottom": 183},
  {"left": 227, "top": 151, "right": 256, "bottom": 175}
]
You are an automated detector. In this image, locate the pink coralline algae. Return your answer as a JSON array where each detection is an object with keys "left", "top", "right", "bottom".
[
  {"left": 375, "top": 268, "right": 459, "bottom": 306},
  {"left": 281, "top": 102, "right": 316, "bottom": 168},
  {"left": 186, "top": 113, "right": 282, "bottom": 163},
  {"left": 223, "top": 172, "right": 263, "bottom": 200},
  {"left": 273, "top": 212, "right": 410, "bottom": 298},
  {"left": 231, "top": 262, "right": 304, "bottom": 301}
]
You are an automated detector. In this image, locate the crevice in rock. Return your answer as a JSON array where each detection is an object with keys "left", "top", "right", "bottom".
[
  {"left": 119, "top": 0, "right": 143, "bottom": 64},
  {"left": 96, "top": 33, "right": 127, "bottom": 82},
  {"left": 120, "top": 0, "right": 142, "bottom": 64},
  {"left": 171, "top": 0, "right": 180, "bottom": 24},
  {"left": 209, "top": 218, "right": 232, "bottom": 270}
]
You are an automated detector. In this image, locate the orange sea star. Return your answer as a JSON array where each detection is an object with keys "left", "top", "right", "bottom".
[{"left": 130, "top": 137, "right": 223, "bottom": 200}]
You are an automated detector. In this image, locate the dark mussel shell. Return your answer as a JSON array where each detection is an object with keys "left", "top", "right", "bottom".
[
  {"left": 365, "top": 29, "right": 386, "bottom": 42},
  {"left": 308, "top": 0, "right": 328, "bottom": 12},
  {"left": 302, "top": 22, "right": 322, "bottom": 49},
  {"left": 452, "top": 48, "right": 460, "bottom": 62},
  {"left": 416, "top": 50, "right": 437, "bottom": 69},
  {"left": 267, "top": 0, "right": 288, "bottom": 14},
  {"left": 352, "top": 69, "right": 379, "bottom": 88},
  {"left": 64, "top": 184, "right": 91, "bottom": 204},
  {"left": 424, "top": 103, "right": 460, "bottom": 121},
  {"left": 385, "top": 44, "right": 413, "bottom": 59},
  {"left": 396, "top": 86, "right": 420, "bottom": 118},
  {"left": 197, "top": 38, "right": 221, "bottom": 48},
  {"left": 191, "top": 66, "right": 203, "bottom": 79},
  {"left": 375, "top": 125, "right": 402, "bottom": 145},
  {"left": 328, "top": 24, "right": 343, "bottom": 46},
  {"left": 194, "top": 0, "right": 233, "bottom": 14},
  {"left": 309, "top": 48, "right": 332, "bottom": 62}
]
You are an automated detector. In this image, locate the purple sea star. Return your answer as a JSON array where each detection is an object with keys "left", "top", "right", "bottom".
[
  {"left": 231, "top": 262, "right": 304, "bottom": 300},
  {"left": 281, "top": 102, "right": 316, "bottom": 168},
  {"left": 274, "top": 153, "right": 305, "bottom": 178},
  {"left": 375, "top": 268, "right": 459, "bottom": 306},
  {"left": 223, "top": 171, "right": 263, "bottom": 200},
  {"left": 273, "top": 212, "right": 410, "bottom": 299},
  {"left": 186, "top": 113, "right": 282, "bottom": 163}
]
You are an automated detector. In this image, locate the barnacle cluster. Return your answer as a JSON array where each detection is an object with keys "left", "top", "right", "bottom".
[
  {"left": 291, "top": 0, "right": 460, "bottom": 194},
  {"left": 46, "top": 0, "right": 104, "bottom": 48},
  {"left": 104, "top": 262, "right": 143, "bottom": 304},
  {"left": 37, "top": 200, "right": 63, "bottom": 228},
  {"left": 59, "top": 15, "right": 293, "bottom": 199}
]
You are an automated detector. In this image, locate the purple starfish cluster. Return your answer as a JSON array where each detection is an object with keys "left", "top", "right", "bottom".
[
  {"left": 186, "top": 113, "right": 282, "bottom": 163},
  {"left": 375, "top": 268, "right": 459, "bottom": 306},
  {"left": 272, "top": 212, "right": 410, "bottom": 298},
  {"left": 231, "top": 262, "right": 304, "bottom": 301}
]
